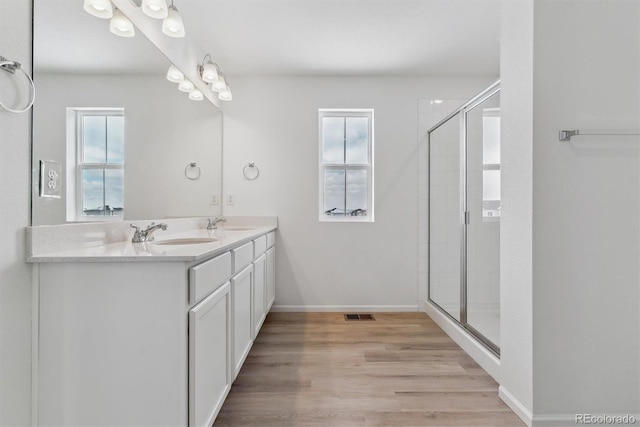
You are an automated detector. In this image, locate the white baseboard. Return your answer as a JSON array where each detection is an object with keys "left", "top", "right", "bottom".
[
  {"left": 498, "top": 386, "right": 532, "bottom": 426},
  {"left": 271, "top": 305, "right": 419, "bottom": 312},
  {"left": 424, "top": 301, "right": 500, "bottom": 381}
]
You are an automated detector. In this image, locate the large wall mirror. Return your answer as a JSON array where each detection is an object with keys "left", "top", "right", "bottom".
[{"left": 31, "top": 0, "right": 223, "bottom": 225}]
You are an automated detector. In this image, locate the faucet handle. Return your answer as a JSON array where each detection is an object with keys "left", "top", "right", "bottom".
[{"left": 130, "top": 224, "right": 140, "bottom": 232}]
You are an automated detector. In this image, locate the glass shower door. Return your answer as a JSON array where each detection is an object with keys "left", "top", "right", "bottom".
[
  {"left": 464, "top": 91, "right": 501, "bottom": 352},
  {"left": 428, "top": 112, "right": 462, "bottom": 321}
]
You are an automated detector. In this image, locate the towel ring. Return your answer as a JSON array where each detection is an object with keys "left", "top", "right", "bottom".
[
  {"left": 243, "top": 162, "right": 260, "bottom": 180},
  {"left": 0, "top": 56, "right": 35, "bottom": 114},
  {"left": 185, "top": 162, "right": 201, "bottom": 180}
]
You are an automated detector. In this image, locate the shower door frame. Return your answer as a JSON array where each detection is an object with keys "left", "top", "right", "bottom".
[{"left": 427, "top": 80, "right": 501, "bottom": 356}]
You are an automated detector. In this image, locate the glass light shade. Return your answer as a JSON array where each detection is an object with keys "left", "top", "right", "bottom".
[
  {"left": 178, "top": 79, "right": 194, "bottom": 92},
  {"left": 162, "top": 6, "right": 185, "bottom": 38},
  {"left": 110, "top": 9, "right": 135, "bottom": 38},
  {"left": 141, "top": 0, "right": 168, "bottom": 19},
  {"left": 201, "top": 63, "right": 219, "bottom": 84},
  {"left": 166, "top": 65, "right": 184, "bottom": 83},
  {"left": 218, "top": 85, "right": 232, "bottom": 101},
  {"left": 211, "top": 74, "right": 226, "bottom": 92},
  {"left": 83, "top": 0, "right": 113, "bottom": 18},
  {"left": 189, "top": 89, "right": 204, "bottom": 101}
]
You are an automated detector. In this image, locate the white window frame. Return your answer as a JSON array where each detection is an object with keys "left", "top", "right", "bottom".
[
  {"left": 318, "top": 109, "right": 374, "bottom": 222},
  {"left": 66, "top": 108, "right": 125, "bottom": 222}
]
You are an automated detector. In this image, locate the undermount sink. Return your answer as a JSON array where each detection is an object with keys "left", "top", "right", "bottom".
[
  {"left": 222, "top": 226, "right": 256, "bottom": 231},
  {"left": 153, "top": 237, "right": 218, "bottom": 246}
]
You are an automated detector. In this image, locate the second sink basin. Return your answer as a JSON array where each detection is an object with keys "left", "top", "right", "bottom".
[{"left": 153, "top": 237, "right": 218, "bottom": 246}]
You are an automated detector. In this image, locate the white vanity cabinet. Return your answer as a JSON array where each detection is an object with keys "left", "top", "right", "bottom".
[
  {"left": 253, "top": 253, "right": 267, "bottom": 338},
  {"left": 231, "top": 264, "right": 253, "bottom": 378},
  {"left": 34, "top": 228, "right": 276, "bottom": 427},
  {"left": 188, "top": 253, "right": 232, "bottom": 427},
  {"left": 266, "top": 232, "right": 276, "bottom": 311}
]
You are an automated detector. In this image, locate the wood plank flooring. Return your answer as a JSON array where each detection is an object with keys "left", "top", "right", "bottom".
[{"left": 214, "top": 312, "right": 524, "bottom": 427}]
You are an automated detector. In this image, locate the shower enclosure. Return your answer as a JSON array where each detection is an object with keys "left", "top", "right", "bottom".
[{"left": 427, "top": 81, "right": 501, "bottom": 355}]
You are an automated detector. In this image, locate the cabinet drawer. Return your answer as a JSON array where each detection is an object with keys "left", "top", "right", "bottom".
[
  {"left": 266, "top": 231, "right": 276, "bottom": 249},
  {"left": 232, "top": 242, "right": 253, "bottom": 274},
  {"left": 254, "top": 235, "right": 267, "bottom": 257},
  {"left": 189, "top": 252, "right": 232, "bottom": 305}
]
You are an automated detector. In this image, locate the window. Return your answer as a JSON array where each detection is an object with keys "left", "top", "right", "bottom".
[
  {"left": 67, "top": 108, "right": 125, "bottom": 221},
  {"left": 319, "top": 109, "right": 374, "bottom": 222}
]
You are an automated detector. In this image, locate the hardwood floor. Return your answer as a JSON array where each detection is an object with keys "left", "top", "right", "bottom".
[{"left": 214, "top": 312, "right": 524, "bottom": 427}]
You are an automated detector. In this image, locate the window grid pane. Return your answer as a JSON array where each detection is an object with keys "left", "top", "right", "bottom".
[
  {"left": 322, "top": 117, "right": 345, "bottom": 164},
  {"left": 345, "top": 117, "right": 368, "bottom": 164},
  {"left": 82, "top": 116, "right": 107, "bottom": 163}
]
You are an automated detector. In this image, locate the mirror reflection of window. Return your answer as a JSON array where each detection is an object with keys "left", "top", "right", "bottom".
[{"left": 67, "top": 108, "right": 125, "bottom": 221}]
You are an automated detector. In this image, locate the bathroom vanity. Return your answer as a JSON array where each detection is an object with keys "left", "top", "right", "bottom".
[{"left": 28, "top": 218, "right": 276, "bottom": 427}]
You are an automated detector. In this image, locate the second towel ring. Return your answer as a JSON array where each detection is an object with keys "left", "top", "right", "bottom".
[
  {"left": 0, "top": 56, "right": 36, "bottom": 114},
  {"left": 243, "top": 162, "right": 260, "bottom": 180}
]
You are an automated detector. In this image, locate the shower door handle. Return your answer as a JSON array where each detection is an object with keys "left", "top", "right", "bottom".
[{"left": 464, "top": 211, "right": 471, "bottom": 225}]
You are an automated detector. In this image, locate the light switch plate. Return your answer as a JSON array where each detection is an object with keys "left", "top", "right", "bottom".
[{"left": 39, "top": 160, "right": 62, "bottom": 198}]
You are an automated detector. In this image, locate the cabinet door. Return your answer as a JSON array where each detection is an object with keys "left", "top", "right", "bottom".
[
  {"left": 231, "top": 265, "right": 253, "bottom": 379},
  {"left": 253, "top": 254, "right": 267, "bottom": 338},
  {"left": 189, "top": 282, "right": 231, "bottom": 427},
  {"left": 266, "top": 247, "right": 276, "bottom": 311}
]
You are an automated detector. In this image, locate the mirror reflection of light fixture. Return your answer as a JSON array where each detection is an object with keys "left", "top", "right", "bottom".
[
  {"left": 218, "top": 85, "right": 232, "bottom": 101},
  {"left": 141, "top": 0, "right": 169, "bottom": 19},
  {"left": 178, "top": 79, "right": 194, "bottom": 92},
  {"left": 166, "top": 65, "right": 184, "bottom": 83},
  {"left": 110, "top": 8, "right": 135, "bottom": 37},
  {"left": 162, "top": 1, "right": 185, "bottom": 38},
  {"left": 189, "top": 89, "right": 204, "bottom": 101},
  {"left": 83, "top": 0, "right": 113, "bottom": 18}
]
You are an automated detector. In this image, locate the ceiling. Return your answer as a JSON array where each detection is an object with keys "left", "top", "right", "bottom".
[{"left": 35, "top": 0, "right": 501, "bottom": 77}]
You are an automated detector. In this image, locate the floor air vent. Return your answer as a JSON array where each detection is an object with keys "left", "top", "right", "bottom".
[{"left": 344, "top": 314, "right": 375, "bottom": 321}]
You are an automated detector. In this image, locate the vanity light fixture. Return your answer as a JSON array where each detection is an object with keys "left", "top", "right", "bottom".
[
  {"left": 188, "top": 89, "right": 204, "bottom": 101},
  {"left": 211, "top": 72, "right": 226, "bottom": 93},
  {"left": 83, "top": 0, "right": 113, "bottom": 19},
  {"left": 110, "top": 8, "right": 136, "bottom": 37},
  {"left": 198, "top": 54, "right": 219, "bottom": 84},
  {"left": 218, "top": 85, "right": 232, "bottom": 101},
  {"left": 141, "top": 0, "right": 168, "bottom": 19},
  {"left": 178, "top": 79, "right": 194, "bottom": 92},
  {"left": 162, "top": 1, "right": 185, "bottom": 38},
  {"left": 166, "top": 64, "right": 184, "bottom": 83}
]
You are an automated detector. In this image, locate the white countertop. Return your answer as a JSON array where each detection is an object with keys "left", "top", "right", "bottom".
[{"left": 27, "top": 217, "right": 277, "bottom": 263}]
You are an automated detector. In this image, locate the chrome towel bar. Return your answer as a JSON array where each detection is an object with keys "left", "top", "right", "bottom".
[{"left": 559, "top": 129, "right": 640, "bottom": 141}]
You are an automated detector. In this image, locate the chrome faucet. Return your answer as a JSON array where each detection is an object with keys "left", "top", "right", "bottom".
[
  {"left": 130, "top": 222, "right": 168, "bottom": 243},
  {"left": 207, "top": 217, "right": 226, "bottom": 230}
]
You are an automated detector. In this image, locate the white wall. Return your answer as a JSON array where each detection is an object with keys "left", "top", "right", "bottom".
[
  {"left": 222, "top": 76, "right": 492, "bottom": 310},
  {"left": 499, "top": 0, "right": 534, "bottom": 422},
  {"left": 500, "top": 1, "right": 640, "bottom": 425},
  {"left": 32, "top": 74, "right": 223, "bottom": 225},
  {"left": 0, "top": 0, "right": 33, "bottom": 425},
  {"left": 532, "top": 0, "right": 639, "bottom": 421}
]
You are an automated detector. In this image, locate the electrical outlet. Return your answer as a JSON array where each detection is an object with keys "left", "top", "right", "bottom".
[
  {"left": 225, "top": 194, "right": 235, "bottom": 205},
  {"left": 39, "top": 160, "right": 62, "bottom": 198},
  {"left": 210, "top": 194, "right": 219, "bottom": 205}
]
